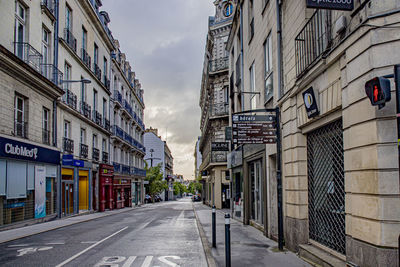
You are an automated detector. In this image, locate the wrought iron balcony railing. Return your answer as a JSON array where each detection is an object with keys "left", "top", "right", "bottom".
[
  {"left": 295, "top": 9, "right": 332, "bottom": 78},
  {"left": 80, "top": 101, "right": 92, "bottom": 119},
  {"left": 41, "top": 64, "right": 63, "bottom": 86},
  {"left": 63, "top": 28, "right": 77, "bottom": 52},
  {"left": 92, "top": 147, "right": 100, "bottom": 161},
  {"left": 124, "top": 131, "right": 133, "bottom": 145},
  {"left": 209, "top": 56, "right": 229, "bottom": 73},
  {"left": 42, "top": 129, "right": 50, "bottom": 145},
  {"left": 102, "top": 151, "right": 109, "bottom": 163},
  {"left": 93, "top": 63, "right": 102, "bottom": 80},
  {"left": 81, "top": 48, "right": 91, "bottom": 69},
  {"left": 14, "top": 42, "right": 43, "bottom": 72},
  {"left": 103, "top": 76, "right": 110, "bottom": 90},
  {"left": 113, "top": 162, "right": 121, "bottom": 173},
  {"left": 123, "top": 100, "right": 133, "bottom": 117},
  {"left": 103, "top": 118, "right": 110, "bottom": 131},
  {"left": 40, "top": 0, "right": 55, "bottom": 17},
  {"left": 15, "top": 120, "right": 28, "bottom": 138},
  {"left": 80, "top": 143, "right": 88, "bottom": 158},
  {"left": 113, "top": 90, "right": 123, "bottom": 105},
  {"left": 62, "top": 89, "right": 77, "bottom": 110},
  {"left": 210, "top": 102, "right": 229, "bottom": 117},
  {"left": 93, "top": 110, "right": 102, "bottom": 126},
  {"left": 112, "top": 125, "right": 124, "bottom": 139},
  {"left": 63, "top": 137, "right": 74, "bottom": 154},
  {"left": 122, "top": 164, "right": 130, "bottom": 175},
  {"left": 132, "top": 167, "right": 146, "bottom": 177}
]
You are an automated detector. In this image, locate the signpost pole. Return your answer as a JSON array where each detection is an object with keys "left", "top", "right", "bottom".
[{"left": 275, "top": 107, "right": 284, "bottom": 251}]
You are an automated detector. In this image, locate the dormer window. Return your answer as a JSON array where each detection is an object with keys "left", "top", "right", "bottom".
[{"left": 224, "top": 2, "right": 233, "bottom": 17}]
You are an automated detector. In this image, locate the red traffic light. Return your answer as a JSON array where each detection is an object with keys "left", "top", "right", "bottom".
[{"left": 365, "top": 77, "right": 391, "bottom": 108}]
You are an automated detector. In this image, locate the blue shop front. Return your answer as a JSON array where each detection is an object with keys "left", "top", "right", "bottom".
[{"left": 0, "top": 136, "right": 60, "bottom": 226}]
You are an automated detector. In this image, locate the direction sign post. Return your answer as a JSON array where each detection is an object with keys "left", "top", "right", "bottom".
[{"left": 231, "top": 107, "right": 284, "bottom": 250}]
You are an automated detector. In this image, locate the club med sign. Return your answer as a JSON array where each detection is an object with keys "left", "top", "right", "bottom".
[{"left": 306, "top": 0, "right": 354, "bottom": 11}]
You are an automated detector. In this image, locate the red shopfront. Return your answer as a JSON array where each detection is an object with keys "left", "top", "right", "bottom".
[
  {"left": 113, "top": 178, "right": 132, "bottom": 209},
  {"left": 99, "top": 164, "right": 114, "bottom": 212}
]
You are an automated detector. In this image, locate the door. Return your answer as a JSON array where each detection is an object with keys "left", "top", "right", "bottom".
[{"left": 62, "top": 182, "right": 74, "bottom": 216}]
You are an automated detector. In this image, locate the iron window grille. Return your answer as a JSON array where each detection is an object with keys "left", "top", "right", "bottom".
[
  {"left": 63, "top": 28, "right": 77, "bottom": 52},
  {"left": 63, "top": 137, "right": 74, "bottom": 154},
  {"left": 80, "top": 143, "right": 88, "bottom": 158},
  {"left": 295, "top": 9, "right": 332, "bottom": 78},
  {"left": 307, "top": 120, "right": 345, "bottom": 254}
]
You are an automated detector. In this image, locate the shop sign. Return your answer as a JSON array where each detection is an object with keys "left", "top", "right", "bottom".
[
  {"left": 34, "top": 166, "right": 46, "bottom": 219},
  {"left": 303, "top": 87, "right": 320, "bottom": 118},
  {"left": 62, "top": 155, "right": 84, "bottom": 167},
  {"left": 0, "top": 137, "right": 60, "bottom": 164},
  {"left": 306, "top": 0, "right": 354, "bottom": 10},
  {"left": 4, "top": 202, "right": 25, "bottom": 208},
  {"left": 211, "top": 142, "right": 229, "bottom": 151}
]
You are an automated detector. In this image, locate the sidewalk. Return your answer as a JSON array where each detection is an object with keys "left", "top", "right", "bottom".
[
  {"left": 193, "top": 203, "right": 311, "bottom": 267},
  {"left": 0, "top": 205, "right": 146, "bottom": 244}
]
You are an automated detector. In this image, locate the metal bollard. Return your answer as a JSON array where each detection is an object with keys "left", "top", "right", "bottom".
[
  {"left": 212, "top": 205, "right": 216, "bottom": 248},
  {"left": 225, "top": 213, "right": 231, "bottom": 267}
]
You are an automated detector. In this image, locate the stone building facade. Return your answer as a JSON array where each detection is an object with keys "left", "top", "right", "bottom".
[
  {"left": 199, "top": 0, "right": 234, "bottom": 210},
  {"left": 226, "top": 0, "right": 400, "bottom": 266}
]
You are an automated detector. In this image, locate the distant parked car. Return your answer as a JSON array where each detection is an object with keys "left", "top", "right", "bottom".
[{"left": 192, "top": 195, "right": 201, "bottom": 202}]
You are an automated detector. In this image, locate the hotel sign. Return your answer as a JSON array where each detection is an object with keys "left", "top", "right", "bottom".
[{"left": 306, "top": 0, "right": 354, "bottom": 11}]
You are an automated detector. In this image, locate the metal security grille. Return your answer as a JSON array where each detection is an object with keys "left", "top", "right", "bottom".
[{"left": 307, "top": 120, "right": 345, "bottom": 254}]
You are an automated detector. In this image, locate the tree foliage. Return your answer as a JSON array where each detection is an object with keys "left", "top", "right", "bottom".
[
  {"left": 188, "top": 181, "right": 202, "bottom": 194},
  {"left": 145, "top": 164, "right": 167, "bottom": 202},
  {"left": 173, "top": 182, "right": 187, "bottom": 196}
]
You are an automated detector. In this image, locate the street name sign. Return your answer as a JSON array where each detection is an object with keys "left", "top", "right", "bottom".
[
  {"left": 306, "top": 0, "right": 354, "bottom": 11},
  {"left": 232, "top": 114, "right": 277, "bottom": 144}
]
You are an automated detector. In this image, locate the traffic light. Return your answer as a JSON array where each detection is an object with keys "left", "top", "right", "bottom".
[{"left": 365, "top": 77, "right": 391, "bottom": 109}]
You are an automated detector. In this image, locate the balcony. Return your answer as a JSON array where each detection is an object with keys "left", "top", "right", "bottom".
[
  {"left": 62, "top": 89, "right": 77, "bottom": 110},
  {"left": 15, "top": 121, "right": 28, "bottom": 138},
  {"left": 210, "top": 102, "right": 229, "bottom": 117},
  {"left": 211, "top": 151, "right": 227, "bottom": 163},
  {"left": 103, "top": 118, "right": 110, "bottom": 131},
  {"left": 42, "top": 129, "right": 50, "bottom": 145},
  {"left": 92, "top": 147, "right": 100, "bottom": 161},
  {"left": 63, "top": 137, "right": 74, "bottom": 154},
  {"left": 112, "top": 125, "right": 124, "bottom": 139},
  {"left": 80, "top": 101, "right": 92, "bottom": 119},
  {"left": 209, "top": 56, "right": 229, "bottom": 73},
  {"left": 123, "top": 131, "right": 133, "bottom": 145},
  {"left": 295, "top": 9, "right": 332, "bottom": 78},
  {"left": 93, "top": 110, "right": 102, "bottom": 126},
  {"left": 80, "top": 143, "right": 88, "bottom": 158},
  {"left": 14, "top": 42, "right": 43, "bottom": 72},
  {"left": 103, "top": 76, "right": 110, "bottom": 90},
  {"left": 132, "top": 167, "right": 146, "bottom": 177},
  {"left": 81, "top": 48, "right": 91, "bottom": 69},
  {"left": 113, "top": 90, "right": 123, "bottom": 106},
  {"left": 122, "top": 164, "right": 130, "bottom": 175},
  {"left": 93, "top": 63, "right": 102, "bottom": 80},
  {"left": 113, "top": 162, "right": 121, "bottom": 173},
  {"left": 123, "top": 99, "right": 133, "bottom": 117},
  {"left": 41, "top": 64, "right": 63, "bottom": 86},
  {"left": 102, "top": 151, "right": 109, "bottom": 163},
  {"left": 40, "top": 0, "right": 55, "bottom": 19},
  {"left": 63, "top": 28, "right": 77, "bottom": 52}
]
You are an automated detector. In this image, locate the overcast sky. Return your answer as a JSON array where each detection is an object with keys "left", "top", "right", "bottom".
[{"left": 102, "top": 0, "right": 215, "bottom": 180}]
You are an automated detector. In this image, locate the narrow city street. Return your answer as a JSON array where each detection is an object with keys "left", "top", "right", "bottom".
[{"left": 0, "top": 199, "right": 207, "bottom": 267}]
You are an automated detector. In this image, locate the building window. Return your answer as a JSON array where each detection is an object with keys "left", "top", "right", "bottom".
[
  {"left": 94, "top": 43, "right": 99, "bottom": 65},
  {"left": 82, "top": 27, "right": 87, "bottom": 51},
  {"left": 15, "top": 1, "right": 26, "bottom": 58},
  {"left": 264, "top": 34, "right": 273, "bottom": 102},
  {"left": 224, "top": 2, "right": 233, "bottom": 17},
  {"left": 103, "top": 57, "right": 108, "bottom": 82},
  {"left": 64, "top": 62, "right": 71, "bottom": 90},
  {"left": 81, "top": 76, "right": 86, "bottom": 102},
  {"left": 42, "top": 107, "right": 50, "bottom": 145},
  {"left": 80, "top": 128, "right": 86, "bottom": 145},
  {"left": 42, "top": 28, "right": 50, "bottom": 65},
  {"left": 102, "top": 138, "right": 107, "bottom": 152},
  {"left": 248, "top": 0, "right": 254, "bottom": 41},
  {"left": 64, "top": 121, "right": 70, "bottom": 138},
  {"left": 103, "top": 98, "right": 107, "bottom": 119},
  {"left": 92, "top": 134, "right": 97, "bottom": 148},
  {"left": 65, "top": 5, "right": 72, "bottom": 31},
  {"left": 93, "top": 89, "right": 98, "bottom": 111},
  {"left": 249, "top": 63, "right": 256, "bottom": 109},
  {"left": 14, "top": 95, "right": 26, "bottom": 138}
]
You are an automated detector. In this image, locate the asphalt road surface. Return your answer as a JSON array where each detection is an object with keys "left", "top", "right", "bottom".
[{"left": 0, "top": 198, "right": 207, "bottom": 267}]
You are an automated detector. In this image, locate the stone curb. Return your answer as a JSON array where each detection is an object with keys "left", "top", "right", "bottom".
[{"left": 192, "top": 203, "right": 217, "bottom": 267}]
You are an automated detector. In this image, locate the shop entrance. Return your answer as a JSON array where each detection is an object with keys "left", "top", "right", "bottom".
[
  {"left": 79, "top": 170, "right": 89, "bottom": 211},
  {"left": 250, "top": 160, "right": 263, "bottom": 225},
  {"left": 62, "top": 182, "right": 74, "bottom": 215},
  {"left": 124, "top": 188, "right": 130, "bottom": 207},
  {"left": 222, "top": 184, "right": 230, "bottom": 209},
  {"left": 307, "top": 120, "right": 345, "bottom": 254}
]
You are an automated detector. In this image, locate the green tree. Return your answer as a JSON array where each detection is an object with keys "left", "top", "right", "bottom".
[
  {"left": 145, "top": 164, "right": 167, "bottom": 203},
  {"left": 173, "top": 182, "right": 187, "bottom": 196}
]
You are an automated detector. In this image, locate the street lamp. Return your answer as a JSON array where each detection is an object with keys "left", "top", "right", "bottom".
[{"left": 60, "top": 78, "right": 91, "bottom": 84}]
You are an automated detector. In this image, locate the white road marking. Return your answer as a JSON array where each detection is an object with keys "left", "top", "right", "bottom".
[
  {"left": 141, "top": 256, "right": 153, "bottom": 267},
  {"left": 122, "top": 256, "right": 137, "bottom": 267},
  {"left": 159, "top": 256, "right": 181, "bottom": 267},
  {"left": 45, "top": 242, "right": 65, "bottom": 245},
  {"left": 55, "top": 227, "right": 128, "bottom": 267},
  {"left": 16, "top": 246, "right": 53, "bottom": 256},
  {"left": 8, "top": 244, "right": 29, "bottom": 248},
  {"left": 80, "top": 241, "right": 97, "bottom": 244}
]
